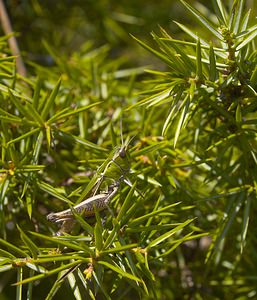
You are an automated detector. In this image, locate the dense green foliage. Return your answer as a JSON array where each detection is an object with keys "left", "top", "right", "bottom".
[{"left": 0, "top": 0, "right": 257, "bottom": 299}]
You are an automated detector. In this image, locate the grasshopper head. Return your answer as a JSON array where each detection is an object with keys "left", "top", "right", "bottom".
[
  {"left": 115, "top": 143, "right": 131, "bottom": 173},
  {"left": 119, "top": 147, "right": 126, "bottom": 158}
]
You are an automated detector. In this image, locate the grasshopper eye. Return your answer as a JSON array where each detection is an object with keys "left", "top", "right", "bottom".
[{"left": 119, "top": 148, "right": 126, "bottom": 158}]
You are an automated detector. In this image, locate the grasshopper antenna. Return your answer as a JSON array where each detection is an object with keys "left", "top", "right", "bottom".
[{"left": 120, "top": 116, "right": 124, "bottom": 148}]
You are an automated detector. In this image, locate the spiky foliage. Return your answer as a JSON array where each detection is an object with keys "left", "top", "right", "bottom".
[
  {"left": 131, "top": 0, "right": 257, "bottom": 298},
  {"left": 0, "top": 30, "right": 203, "bottom": 300},
  {"left": 0, "top": 0, "right": 257, "bottom": 299}
]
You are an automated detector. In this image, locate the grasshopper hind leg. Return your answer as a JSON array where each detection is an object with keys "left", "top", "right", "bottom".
[{"left": 55, "top": 219, "right": 75, "bottom": 236}]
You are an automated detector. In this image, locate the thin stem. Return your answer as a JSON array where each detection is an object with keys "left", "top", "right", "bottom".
[{"left": 0, "top": 0, "right": 27, "bottom": 77}]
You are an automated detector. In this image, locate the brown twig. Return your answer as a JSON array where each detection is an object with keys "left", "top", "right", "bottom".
[{"left": 0, "top": 0, "right": 27, "bottom": 77}]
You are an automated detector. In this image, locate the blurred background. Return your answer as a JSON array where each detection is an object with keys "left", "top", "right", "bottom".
[{"left": 5, "top": 0, "right": 257, "bottom": 67}]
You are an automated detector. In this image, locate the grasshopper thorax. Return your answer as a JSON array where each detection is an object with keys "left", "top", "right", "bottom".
[{"left": 102, "top": 144, "right": 130, "bottom": 184}]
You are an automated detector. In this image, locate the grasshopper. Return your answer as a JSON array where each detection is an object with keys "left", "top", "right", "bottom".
[{"left": 47, "top": 127, "right": 132, "bottom": 235}]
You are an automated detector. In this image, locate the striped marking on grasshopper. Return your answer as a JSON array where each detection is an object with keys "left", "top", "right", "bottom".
[
  {"left": 47, "top": 183, "right": 119, "bottom": 223},
  {"left": 47, "top": 183, "right": 119, "bottom": 235}
]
